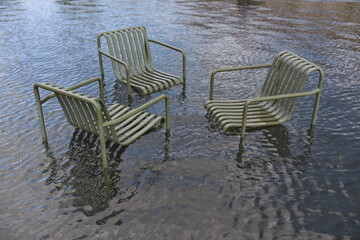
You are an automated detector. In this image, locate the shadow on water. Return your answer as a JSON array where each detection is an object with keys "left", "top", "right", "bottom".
[
  {"left": 1, "top": 0, "right": 360, "bottom": 238},
  {"left": 237, "top": 124, "right": 314, "bottom": 165},
  {"left": 42, "top": 128, "right": 170, "bottom": 217}
]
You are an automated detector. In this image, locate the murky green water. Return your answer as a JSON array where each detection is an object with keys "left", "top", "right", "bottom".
[{"left": 1, "top": 0, "right": 359, "bottom": 239}]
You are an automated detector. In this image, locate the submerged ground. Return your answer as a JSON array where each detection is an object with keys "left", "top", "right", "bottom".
[{"left": 0, "top": 0, "right": 359, "bottom": 239}]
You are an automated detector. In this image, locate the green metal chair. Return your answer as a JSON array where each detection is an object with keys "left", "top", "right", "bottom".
[
  {"left": 34, "top": 77, "right": 170, "bottom": 169},
  {"left": 97, "top": 26, "right": 186, "bottom": 96},
  {"left": 205, "top": 50, "right": 324, "bottom": 143}
]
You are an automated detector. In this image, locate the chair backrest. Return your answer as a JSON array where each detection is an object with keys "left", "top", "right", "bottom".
[
  {"left": 260, "top": 50, "right": 323, "bottom": 117},
  {"left": 98, "top": 26, "right": 154, "bottom": 79},
  {"left": 42, "top": 83, "right": 118, "bottom": 142}
]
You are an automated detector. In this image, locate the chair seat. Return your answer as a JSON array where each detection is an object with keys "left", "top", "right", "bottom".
[
  {"left": 127, "top": 69, "right": 183, "bottom": 95},
  {"left": 107, "top": 104, "right": 164, "bottom": 145},
  {"left": 205, "top": 100, "right": 284, "bottom": 134}
]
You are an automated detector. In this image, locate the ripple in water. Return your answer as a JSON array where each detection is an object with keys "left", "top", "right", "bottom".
[{"left": 0, "top": 0, "right": 360, "bottom": 239}]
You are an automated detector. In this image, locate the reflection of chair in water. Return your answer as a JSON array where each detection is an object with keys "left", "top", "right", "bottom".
[
  {"left": 205, "top": 50, "right": 324, "bottom": 148},
  {"left": 34, "top": 77, "right": 170, "bottom": 169},
  {"left": 97, "top": 26, "right": 186, "bottom": 97},
  {"left": 43, "top": 128, "right": 170, "bottom": 216},
  {"left": 237, "top": 124, "right": 316, "bottom": 163},
  {"left": 67, "top": 129, "right": 125, "bottom": 215},
  {"left": 262, "top": 125, "right": 291, "bottom": 158},
  {"left": 236, "top": 125, "right": 290, "bottom": 162}
]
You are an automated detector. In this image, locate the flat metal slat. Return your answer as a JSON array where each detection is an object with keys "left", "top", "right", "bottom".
[
  {"left": 120, "top": 116, "right": 163, "bottom": 146},
  {"left": 141, "top": 72, "right": 173, "bottom": 88},
  {"left": 131, "top": 75, "right": 162, "bottom": 92},
  {"left": 116, "top": 114, "right": 156, "bottom": 139},
  {"left": 114, "top": 113, "right": 146, "bottom": 133}
]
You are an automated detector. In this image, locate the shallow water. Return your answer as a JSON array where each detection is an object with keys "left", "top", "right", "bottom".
[{"left": 1, "top": 0, "right": 360, "bottom": 239}]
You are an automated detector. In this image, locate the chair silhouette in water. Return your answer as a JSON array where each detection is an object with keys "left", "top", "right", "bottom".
[
  {"left": 97, "top": 26, "right": 186, "bottom": 96},
  {"left": 205, "top": 50, "right": 324, "bottom": 146},
  {"left": 34, "top": 77, "right": 170, "bottom": 169}
]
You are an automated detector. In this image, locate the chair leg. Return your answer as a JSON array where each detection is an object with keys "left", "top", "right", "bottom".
[
  {"left": 237, "top": 137, "right": 245, "bottom": 163},
  {"left": 99, "top": 135, "right": 108, "bottom": 169},
  {"left": 165, "top": 96, "right": 170, "bottom": 132},
  {"left": 34, "top": 85, "right": 48, "bottom": 146},
  {"left": 97, "top": 120, "right": 109, "bottom": 169},
  {"left": 241, "top": 103, "right": 249, "bottom": 139},
  {"left": 180, "top": 83, "right": 186, "bottom": 101},
  {"left": 98, "top": 49, "right": 105, "bottom": 85},
  {"left": 311, "top": 92, "right": 321, "bottom": 126},
  {"left": 238, "top": 103, "right": 248, "bottom": 161},
  {"left": 125, "top": 69, "right": 132, "bottom": 97},
  {"left": 103, "top": 167, "right": 112, "bottom": 200},
  {"left": 182, "top": 53, "right": 186, "bottom": 83},
  {"left": 98, "top": 77, "right": 105, "bottom": 103},
  {"left": 308, "top": 124, "right": 315, "bottom": 140}
]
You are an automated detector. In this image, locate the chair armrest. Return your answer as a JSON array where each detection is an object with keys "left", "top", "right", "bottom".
[
  {"left": 98, "top": 49, "right": 129, "bottom": 70},
  {"left": 98, "top": 48, "right": 132, "bottom": 94},
  {"left": 148, "top": 39, "right": 185, "bottom": 55},
  {"left": 103, "top": 95, "right": 170, "bottom": 131},
  {"left": 37, "top": 77, "right": 103, "bottom": 104},
  {"left": 246, "top": 88, "right": 321, "bottom": 104},
  {"left": 210, "top": 64, "right": 271, "bottom": 100},
  {"left": 239, "top": 88, "right": 321, "bottom": 138},
  {"left": 148, "top": 39, "right": 186, "bottom": 81}
]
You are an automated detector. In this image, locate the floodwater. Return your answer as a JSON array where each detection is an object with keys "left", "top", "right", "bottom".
[{"left": 1, "top": 0, "right": 359, "bottom": 239}]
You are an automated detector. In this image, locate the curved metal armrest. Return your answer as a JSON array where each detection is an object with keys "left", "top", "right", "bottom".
[
  {"left": 103, "top": 95, "right": 170, "bottom": 131},
  {"left": 246, "top": 89, "right": 321, "bottom": 104},
  {"left": 210, "top": 64, "right": 271, "bottom": 100},
  {"left": 239, "top": 88, "right": 321, "bottom": 138},
  {"left": 98, "top": 49, "right": 129, "bottom": 70},
  {"left": 148, "top": 39, "right": 186, "bottom": 81},
  {"left": 148, "top": 39, "right": 185, "bottom": 56},
  {"left": 98, "top": 48, "right": 132, "bottom": 94},
  {"left": 36, "top": 77, "right": 104, "bottom": 104}
]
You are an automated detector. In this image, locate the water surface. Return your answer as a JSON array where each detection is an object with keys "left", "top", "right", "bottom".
[{"left": 0, "top": 0, "right": 359, "bottom": 239}]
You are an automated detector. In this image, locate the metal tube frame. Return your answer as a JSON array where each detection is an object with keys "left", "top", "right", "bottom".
[
  {"left": 148, "top": 39, "right": 187, "bottom": 82},
  {"left": 34, "top": 77, "right": 103, "bottom": 145},
  {"left": 34, "top": 78, "right": 170, "bottom": 169},
  {"left": 208, "top": 60, "right": 324, "bottom": 145},
  {"left": 98, "top": 48, "right": 132, "bottom": 96},
  {"left": 209, "top": 64, "right": 271, "bottom": 100}
]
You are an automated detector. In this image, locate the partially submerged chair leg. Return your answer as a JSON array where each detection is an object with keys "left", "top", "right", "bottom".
[
  {"left": 34, "top": 86, "right": 48, "bottom": 147},
  {"left": 103, "top": 167, "right": 111, "bottom": 200},
  {"left": 97, "top": 110, "right": 108, "bottom": 169},
  {"left": 237, "top": 137, "right": 245, "bottom": 163},
  {"left": 311, "top": 85, "right": 324, "bottom": 127}
]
